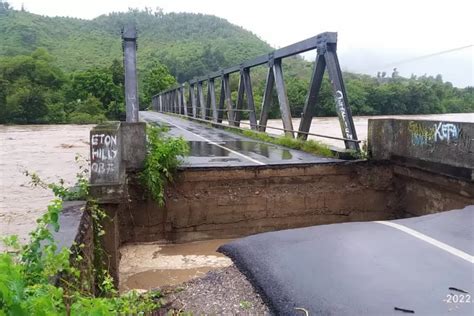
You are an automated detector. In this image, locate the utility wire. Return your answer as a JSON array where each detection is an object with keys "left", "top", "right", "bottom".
[{"left": 366, "top": 44, "right": 473, "bottom": 72}]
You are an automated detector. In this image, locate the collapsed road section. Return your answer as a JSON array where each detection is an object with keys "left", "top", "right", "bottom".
[{"left": 219, "top": 206, "right": 473, "bottom": 315}]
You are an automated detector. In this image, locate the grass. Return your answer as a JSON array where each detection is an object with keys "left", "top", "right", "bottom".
[
  {"left": 161, "top": 111, "right": 337, "bottom": 158},
  {"left": 239, "top": 300, "right": 253, "bottom": 309},
  {"left": 238, "top": 129, "right": 335, "bottom": 158}
]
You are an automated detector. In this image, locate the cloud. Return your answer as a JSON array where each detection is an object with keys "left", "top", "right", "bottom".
[{"left": 7, "top": 0, "right": 473, "bottom": 86}]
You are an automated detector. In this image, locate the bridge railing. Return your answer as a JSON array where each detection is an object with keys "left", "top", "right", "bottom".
[{"left": 151, "top": 32, "right": 360, "bottom": 151}]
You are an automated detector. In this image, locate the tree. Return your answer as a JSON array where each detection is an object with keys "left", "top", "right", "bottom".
[
  {"left": 109, "top": 59, "right": 124, "bottom": 86},
  {"left": 142, "top": 62, "right": 177, "bottom": 106},
  {"left": 0, "top": 75, "right": 8, "bottom": 123},
  {"left": 0, "top": 0, "right": 11, "bottom": 14},
  {"left": 0, "top": 49, "right": 66, "bottom": 123},
  {"left": 5, "top": 84, "right": 47, "bottom": 123},
  {"left": 286, "top": 77, "right": 309, "bottom": 117},
  {"left": 68, "top": 68, "right": 119, "bottom": 107},
  {"left": 68, "top": 95, "right": 107, "bottom": 124}
]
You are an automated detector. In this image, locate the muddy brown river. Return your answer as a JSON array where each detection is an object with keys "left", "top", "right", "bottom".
[
  {"left": 0, "top": 124, "right": 92, "bottom": 250},
  {"left": 1, "top": 113, "right": 472, "bottom": 289}
]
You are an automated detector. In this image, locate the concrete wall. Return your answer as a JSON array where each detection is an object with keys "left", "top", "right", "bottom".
[
  {"left": 53, "top": 201, "right": 95, "bottom": 293},
  {"left": 118, "top": 161, "right": 474, "bottom": 245},
  {"left": 393, "top": 165, "right": 474, "bottom": 216},
  {"left": 119, "top": 162, "right": 400, "bottom": 243},
  {"left": 368, "top": 119, "right": 474, "bottom": 180},
  {"left": 368, "top": 118, "right": 474, "bottom": 217}
]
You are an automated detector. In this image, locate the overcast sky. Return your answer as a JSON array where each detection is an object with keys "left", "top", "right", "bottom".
[{"left": 7, "top": 0, "right": 474, "bottom": 87}]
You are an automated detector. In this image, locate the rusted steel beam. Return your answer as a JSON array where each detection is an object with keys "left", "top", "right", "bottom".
[
  {"left": 188, "top": 32, "right": 337, "bottom": 84},
  {"left": 197, "top": 82, "right": 206, "bottom": 120},
  {"left": 208, "top": 78, "right": 218, "bottom": 122},
  {"left": 324, "top": 45, "right": 359, "bottom": 151},
  {"left": 298, "top": 53, "right": 326, "bottom": 140},
  {"left": 235, "top": 72, "right": 245, "bottom": 127},
  {"left": 189, "top": 84, "right": 197, "bottom": 118},
  {"left": 259, "top": 65, "right": 275, "bottom": 132},
  {"left": 223, "top": 74, "right": 235, "bottom": 126},
  {"left": 181, "top": 85, "right": 188, "bottom": 116},
  {"left": 242, "top": 68, "right": 258, "bottom": 130},
  {"left": 273, "top": 59, "right": 294, "bottom": 138},
  {"left": 217, "top": 76, "right": 225, "bottom": 123}
]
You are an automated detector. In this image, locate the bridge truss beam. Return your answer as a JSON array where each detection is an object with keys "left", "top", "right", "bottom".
[{"left": 152, "top": 32, "right": 360, "bottom": 151}]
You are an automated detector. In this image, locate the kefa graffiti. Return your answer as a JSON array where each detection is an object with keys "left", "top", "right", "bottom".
[
  {"left": 91, "top": 134, "right": 118, "bottom": 175},
  {"left": 408, "top": 121, "right": 470, "bottom": 150},
  {"left": 434, "top": 122, "right": 459, "bottom": 142}
]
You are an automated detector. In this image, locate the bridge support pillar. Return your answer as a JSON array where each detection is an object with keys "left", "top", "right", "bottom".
[
  {"left": 122, "top": 25, "right": 139, "bottom": 123},
  {"left": 89, "top": 121, "right": 146, "bottom": 285}
]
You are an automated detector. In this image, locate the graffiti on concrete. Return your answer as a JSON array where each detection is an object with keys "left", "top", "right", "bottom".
[
  {"left": 408, "top": 122, "right": 435, "bottom": 146},
  {"left": 434, "top": 122, "right": 459, "bottom": 142},
  {"left": 91, "top": 134, "right": 118, "bottom": 175},
  {"left": 409, "top": 121, "right": 462, "bottom": 147}
]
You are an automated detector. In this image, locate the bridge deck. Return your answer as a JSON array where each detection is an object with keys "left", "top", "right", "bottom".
[{"left": 140, "top": 111, "right": 341, "bottom": 168}]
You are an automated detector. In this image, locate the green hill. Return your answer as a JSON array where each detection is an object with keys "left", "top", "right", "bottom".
[
  {"left": 0, "top": 3, "right": 472, "bottom": 125},
  {"left": 0, "top": 7, "right": 272, "bottom": 81}
]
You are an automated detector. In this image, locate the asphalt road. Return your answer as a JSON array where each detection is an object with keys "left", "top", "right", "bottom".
[
  {"left": 140, "top": 111, "right": 341, "bottom": 167},
  {"left": 219, "top": 206, "right": 474, "bottom": 315}
]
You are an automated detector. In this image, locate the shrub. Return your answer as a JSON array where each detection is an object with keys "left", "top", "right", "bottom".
[
  {"left": 140, "top": 125, "right": 189, "bottom": 205},
  {"left": 0, "top": 169, "right": 160, "bottom": 315}
]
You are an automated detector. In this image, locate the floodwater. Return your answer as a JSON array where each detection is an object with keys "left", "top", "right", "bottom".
[
  {"left": 119, "top": 239, "right": 232, "bottom": 292},
  {"left": 0, "top": 124, "right": 91, "bottom": 250},
  {"left": 245, "top": 113, "right": 474, "bottom": 148}
]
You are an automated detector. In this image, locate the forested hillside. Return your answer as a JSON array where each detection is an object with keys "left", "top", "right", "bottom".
[
  {"left": 0, "top": 5, "right": 271, "bottom": 81},
  {"left": 0, "top": 1, "right": 472, "bottom": 125}
]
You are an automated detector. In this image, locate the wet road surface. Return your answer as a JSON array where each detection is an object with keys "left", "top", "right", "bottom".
[
  {"left": 219, "top": 206, "right": 474, "bottom": 315},
  {"left": 140, "top": 111, "right": 340, "bottom": 167}
]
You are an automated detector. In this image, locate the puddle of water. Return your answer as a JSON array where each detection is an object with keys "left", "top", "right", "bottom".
[
  {"left": 282, "top": 150, "right": 293, "bottom": 160},
  {"left": 187, "top": 140, "right": 293, "bottom": 160},
  {"left": 119, "top": 239, "right": 233, "bottom": 292},
  {"left": 223, "top": 141, "right": 293, "bottom": 160},
  {"left": 188, "top": 141, "right": 229, "bottom": 156}
]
